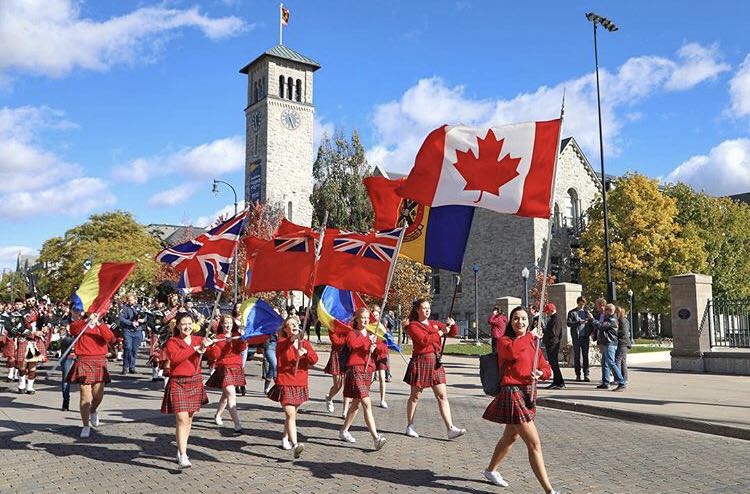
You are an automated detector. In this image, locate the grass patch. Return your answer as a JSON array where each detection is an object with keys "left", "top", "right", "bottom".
[
  {"left": 391, "top": 343, "right": 491, "bottom": 357},
  {"left": 629, "top": 346, "right": 671, "bottom": 354}
]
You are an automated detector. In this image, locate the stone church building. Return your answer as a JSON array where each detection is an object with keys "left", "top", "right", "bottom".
[{"left": 239, "top": 43, "right": 602, "bottom": 331}]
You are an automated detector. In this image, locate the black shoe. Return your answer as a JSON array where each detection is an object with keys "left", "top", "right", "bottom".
[
  {"left": 575, "top": 376, "right": 581, "bottom": 382},
  {"left": 612, "top": 384, "right": 626, "bottom": 392},
  {"left": 121, "top": 369, "right": 127, "bottom": 375},
  {"left": 583, "top": 376, "right": 591, "bottom": 382},
  {"left": 128, "top": 368, "right": 136, "bottom": 374},
  {"left": 239, "top": 386, "right": 246, "bottom": 396},
  {"left": 544, "top": 383, "right": 557, "bottom": 389},
  {"left": 596, "top": 384, "right": 609, "bottom": 390},
  {"left": 26, "top": 389, "right": 35, "bottom": 395}
]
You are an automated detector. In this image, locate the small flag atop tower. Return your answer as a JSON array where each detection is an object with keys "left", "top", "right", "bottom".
[
  {"left": 279, "top": 3, "right": 290, "bottom": 44},
  {"left": 281, "top": 5, "right": 290, "bottom": 26}
]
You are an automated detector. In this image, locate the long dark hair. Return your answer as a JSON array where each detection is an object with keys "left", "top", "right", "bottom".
[
  {"left": 504, "top": 306, "right": 528, "bottom": 338},
  {"left": 172, "top": 312, "right": 193, "bottom": 336},
  {"left": 408, "top": 298, "right": 430, "bottom": 322}
]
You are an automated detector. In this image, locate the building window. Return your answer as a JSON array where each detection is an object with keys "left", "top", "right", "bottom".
[
  {"left": 253, "top": 81, "right": 259, "bottom": 103},
  {"left": 287, "top": 77, "right": 293, "bottom": 100},
  {"left": 287, "top": 201, "right": 293, "bottom": 221},
  {"left": 430, "top": 268, "right": 441, "bottom": 295},
  {"left": 278, "top": 75, "right": 285, "bottom": 98},
  {"left": 564, "top": 188, "right": 579, "bottom": 228},
  {"left": 260, "top": 77, "right": 266, "bottom": 98},
  {"left": 253, "top": 134, "right": 259, "bottom": 157},
  {"left": 295, "top": 79, "right": 302, "bottom": 102}
]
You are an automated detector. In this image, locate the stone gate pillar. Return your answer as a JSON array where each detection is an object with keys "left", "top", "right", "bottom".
[
  {"left": 495, "top": 297, "right": 522, "bottom": 319},
  {"left": 670, "top": 273, "right": 712, "bottom": 372}
]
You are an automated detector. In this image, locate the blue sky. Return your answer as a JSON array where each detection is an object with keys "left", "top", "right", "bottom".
[{"left": 2, "top": 0, "right": 750, "bottom": 270}]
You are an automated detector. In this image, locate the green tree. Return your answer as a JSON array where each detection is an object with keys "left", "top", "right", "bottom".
[
  {"left": 664, "top": 183, "right": 750, "bottom": 299},
  {"left": 310, "top": 129, "right": 373, "bottom": 231},
  {"left": 0, "top": 270, "right": 29, "bottom": 303},
  {"left": 37, "top": 211, "right": 163, "bottom": 300},
  {"left": 580, "top": 174, "right": 706, "bottom": 313}
]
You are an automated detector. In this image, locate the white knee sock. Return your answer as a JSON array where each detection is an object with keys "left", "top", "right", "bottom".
[
  {"left": 18, "top": 375, "right": 27, "bottom": 390},
  {"left": 26, "top": 379, "right": 34, "bottom": 391}
]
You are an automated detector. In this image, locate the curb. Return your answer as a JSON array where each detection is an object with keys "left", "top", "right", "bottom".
[{"left": 537, "top": 397, "right": 750, "bottom": 441}]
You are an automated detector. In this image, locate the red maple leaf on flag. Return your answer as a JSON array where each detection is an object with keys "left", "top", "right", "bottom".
[{"left": 453, "top": 129, "right": 522, "bottom": 203}]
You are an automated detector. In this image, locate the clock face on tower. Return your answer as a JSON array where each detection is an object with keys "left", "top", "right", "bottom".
[
  {"left": 280, "top": 108, "right": 301, "bottom": 130},
  {"left": 251, "top": 111, "right": 261, "bottom": 131}
]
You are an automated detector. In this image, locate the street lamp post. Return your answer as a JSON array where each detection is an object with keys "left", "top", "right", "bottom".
[
  {"left": 521, "top": 266, "right": 529, "bottom": 308},
  {"left": 472, "top": 264, "right": 480, "bottom": 344},
  {"left": 586, "top": 11, "right": 618, "bottom": 302},
  {"left": 627, "top": 288, "right": 635, "bottom": 338},
  {"left": 212, "top": 179, "right": 239, "bottom": 305}
]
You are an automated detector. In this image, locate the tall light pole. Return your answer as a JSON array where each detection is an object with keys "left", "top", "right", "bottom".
[
  {"left": 521, "top": 266, "right": 529, "bottom": 308},
  {"left": 212, "top": 179, "right": 239, "bottom": 305},
  {"left": 627, "top": 288, "right": 635, "bottom": 338},
  {"left": 472, "top": 264, "right": 480, "bottom": 344},
  {"left": 586, "top": 11, "right": 618, "bottom": 302}
]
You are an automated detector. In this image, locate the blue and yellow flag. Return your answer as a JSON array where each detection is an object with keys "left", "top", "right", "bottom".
[
  {"left": 239, "top": 298, "right": 284, "bottom": 342},
  {"left": 316, "top": 286, "right": 365, "bottom": 330}
]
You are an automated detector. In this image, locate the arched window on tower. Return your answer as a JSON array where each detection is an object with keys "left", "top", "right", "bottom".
[
  {"left": 287, "top": 77, "right": 293, "bottom": 100},
  {"left": 564, "top": 188, "right": 579, "bottom": 230},
  {"left": 253, "top": 81, "right": 259, "bottom": 103},
  {"left": 295, "top": 79, "right": 302, "bottom": 102},
  {"left": 279, "top": 75, "right": 285, "bottom": 98},
  {"left": 287, "top": 201, "right": 293, "bottom": 221}
]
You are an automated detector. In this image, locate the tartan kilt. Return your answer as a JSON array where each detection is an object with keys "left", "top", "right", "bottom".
[
  {"left": 343, "top": 366, "right": 372, "bottom": 399},
  {"left": 267, "top": 384, "right": 309, "bottom": 406},
  {"left": 17, "top": 339, "right": 47, "bottom": 363},
  {"left": 403, "top": 353, "right": 446, "bottom": 389},
  {"left": 205, "top": 366, "right": 246, "bottom": 388},
  {"left": 65, "top": 357, "right": 111, "bottom": 385},
  {"left": 375, "top": 355, "right": 389, "bottom": 371},
  {"left": 324, "top": 348, "right": 346, "bottom": 376},
  {"left": 482, "top": 385, "right": 536, "bottom": 424},
  {"left": 161, "top": 375, "right": 208, "bottom": 414},
  {"left": 2, "top": 337, "right": 16, "bottom": 361},
  {"left": 149, "top": 336, "right": 160, "bottom": 357}
]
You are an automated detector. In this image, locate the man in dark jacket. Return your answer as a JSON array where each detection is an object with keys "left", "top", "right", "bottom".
[
  {"left": 589, "top": 303, "right": 626, "bottom": 391},
  {"left": 119, "top": 294, "right": 145, "bottom": 375},
  {"left": 542, "top": 303, "right": 565, "bottom": 389},
  {"left": 566, "top": 297, "right": 592, "bottom": 382}
]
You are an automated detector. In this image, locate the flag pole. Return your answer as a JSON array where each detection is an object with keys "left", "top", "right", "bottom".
[
  {"left": 435, "top": 273, "right": 461, "bottom": 368},
  {"left": 279, "top": 2, "right": 283, "bottom": 45},
  {"left": 530, "top": 91, "right": 566, "bottom": 399}
]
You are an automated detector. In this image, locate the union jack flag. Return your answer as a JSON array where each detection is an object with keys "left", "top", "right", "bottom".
[
  {"left": 332, "top": 228, "right": 400, "bottom": 263},
  {"left": 274, "top": 235, "right": 312, "bottom": 253},
  {"left": 156, "top": 210, "right": 247, "bottom": 293}
]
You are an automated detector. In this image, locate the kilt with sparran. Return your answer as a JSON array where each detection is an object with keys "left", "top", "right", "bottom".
[
  {"left": 323, "top": 348, "right": 347, "bottom": 376},
  {"left": 403, "top": 353, "right": 446, "bottom": 389},
  {"left": 161, "top": 374, "right": 208, "bottom": 414},
  {"left": 343, "top": 366, "right": 373, "bottom": 399},
  {"left": 482, "top": 385, "right": 536, "bottom": 424},
  {"left": 65, "top": 356, "right": 111, "bottom": 385},
  {"left": 267, "top": 384, "right": 309, "bottom": 406},
  {"left": 205, "top": 365, "right": 246, "bottom": 388}
]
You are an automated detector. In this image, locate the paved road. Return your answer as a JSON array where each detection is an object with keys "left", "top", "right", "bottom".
[{"left": 1, "top": 350, "right": 748, "bottom": 494}]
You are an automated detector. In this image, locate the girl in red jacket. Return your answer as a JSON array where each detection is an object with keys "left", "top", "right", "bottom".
[
  {"left": 482, "top": 306, "right": 559, "bottom": 494},
  {"left": 161, "top": 312, "right": 215, "bottom": 469},
  {"left": 323, "top": 320, "right": 351, "bottom": 417},
  {"left": 267, "top": 316, "right": 318, "bottom": 459},
  {"left": 204, "top": 314, "right": 247, "bottom": 433},
  {"left": 65, "top": 311, "right": 116, "bottom": 439},
  {"left": 404, "top": 298, "right": 466, "bottom": 440},
  {"left": 338, "top": 308, "right": 386, "bottom": 451}
]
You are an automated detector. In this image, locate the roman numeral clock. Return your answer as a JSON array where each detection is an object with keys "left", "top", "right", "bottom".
[{"left": 240, "top": 45, "right": 321, "bottom": 227}]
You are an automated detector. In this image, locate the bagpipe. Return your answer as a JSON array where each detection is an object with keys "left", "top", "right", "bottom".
[{"left": 1, "top": 311, "right": 29, "bottom": 338}]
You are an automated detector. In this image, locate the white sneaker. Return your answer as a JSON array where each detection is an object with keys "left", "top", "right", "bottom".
[
  {"left": 339, "top": 430, "right": 356, "bottom": 443},
  {"left": 447, "top": 425, "right": 466, "bottom": 439},
  {"left": 293, "top": 443, "right": 305, "bottom": 459},
  {"left": 90, "top": 411, "right": 100, "bottom": 427},
  {"left": 281, "top": 437, "right": 292, "bottom": 450},
  {"left": 214, "top": 414, "right": 223, "bottom": 426},
  {"left": 341, "top": 408, "right": 348, "bottom": 419},
  {"left": 80, "top": 426, "right": 91, "bottom": 438},
  {"left": 380, "top": 400, "right": 388, "bottom": 409},
  {"left": 325, "top": 396, "right": 334, "bottom": 413},
  {"left": 178, "top": 454, "right": 192, "bottom": 469},
  {"left": 405, "top": 424, "right": 419, "bottom": 438},
  {"left": 373, "top": 434, "right": 386, "bottom": 451},
  {"left": 483, "top": 470, "right": 509, "bottom": 487}
]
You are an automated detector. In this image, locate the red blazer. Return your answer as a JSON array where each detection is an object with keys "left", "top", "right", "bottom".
[
  {"left": 346, "top": 330, "right": 375, "bottom": 372},
  {"left": 204, "top": 333, "right": 247, "bottom": 367},
  {"left": 70, "top": 320, "right": 116, "bottom": 358},
  {"left": 488, "top": 314, "right": 507, "bottom": 339},
  {"left": 406, "top": 320, "right": 446, "bottom": 356},
  {"left": 329, "top": 327, "right": 348, "bottom": 352},
  {"left": 375, "top": 339, "right": 388, "bottom": 361},
  {"left": 274, "top": 336, "right": 319, "bottom": 386},
  {"left": 164, "top": 335, "right": 205, "bottom": 377},
  {"left": 497, "top": 333, "right": 552, "bottom": 386}
]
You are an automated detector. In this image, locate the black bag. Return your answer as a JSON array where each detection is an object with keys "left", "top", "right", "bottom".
[{"left": 479, "top": 352, "right": 503, "bottom": 396}]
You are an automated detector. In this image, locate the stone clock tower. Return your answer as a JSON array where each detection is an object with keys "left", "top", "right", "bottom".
[{"left": 240, "top": 45, "right": 320, "bottom": 227}]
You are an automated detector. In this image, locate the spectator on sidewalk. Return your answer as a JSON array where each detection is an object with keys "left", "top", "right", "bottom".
[
  {"left": 488, "top": 307, "right": 507, "bottom": 352},
  {"left": 566, "top": 297, "right": 591, "bottom": 382},
  {"left": 615, "top": 306, "right": 632, "bottom": 388},
  {"left": 542, "top": 303, "right": 565, "bottom": 389},
  {"left": 590, "top": 303, "right": 626, "bottom": 391},
  {"left": 119, "top": 294, "right": 144, "bottom": 375}
]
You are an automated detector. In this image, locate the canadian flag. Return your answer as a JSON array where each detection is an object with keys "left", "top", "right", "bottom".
[{"left": 398, "top": 119, "right": 561, "bottom": 218}]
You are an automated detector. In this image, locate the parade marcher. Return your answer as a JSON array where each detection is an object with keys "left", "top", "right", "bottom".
[
  {"left": 482, "top": 306, "right": 559, "bottom": 493},
  {"left": 371, "top": 307, "right": 390, "bottom": 409},
  {"left": 59, "top": 323, "right": 76, "bottom": 411},
  {"left": 403, "top": 299, "right": 466, "bottom": 440},
  {"left": 65, "top": 311, "right": 116, "bottom": 438},
  {"left": 232, "top": 302, "right": 249, "bottom": 397},
  {"left": 159, "top": 293, "right": 182, "bottom": 388},
  {"left": 161, "top": 312, "right": 215, "bottom": 469},
  {"left": 119, "top": 293, "right": 145, "bottom": 374},
  {"left": 16, "top": 295, "right": 49, "bottom": 395},
  {"left": 2, "top": 299, "right": 24, "bottom": 382},
  {"left": 339, "top": 308, "right": 386, "bottom": 450},
  {"left": 267, "top": 316, "right": 318, "bottom": 458},
  {"left": 204, "top": 315, "right": 247, "bottom": 433},
  {"left": 323, "top": 319, "right": 351, "bottom": 417},
  {"left": 488, "top": 307, "right": 508, "bottom": 353}
]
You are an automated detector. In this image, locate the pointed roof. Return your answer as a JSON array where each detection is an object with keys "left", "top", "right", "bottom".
[{"left": 240, "top": 45, "right": 321, "bottom": 74}]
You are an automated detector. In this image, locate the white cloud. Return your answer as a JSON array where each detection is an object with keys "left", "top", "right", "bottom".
[
  {"left": 112, "top": 136, "right": 245, "bottom": 183},
  {"left": 0, "top": 0, "right": 247, "bottom": 79},
  {"left": 194, "top": 200, "right": 247, "bottom": 228},
  {"left": 0, "top": 105, "right": 114, "bottom": 219},
  {"left": 729, "top": 54, "right": 750, "bottom": 119},
  {"left": 148, "top": 183, "right": 198, "bottom": 207},
  {"left": 0, "top": 246, "right": 38, "bottom": 271},
  {"left": 367, "top": 43, "right": 730, "bottom": 173},
  {"left": 313, "top": 115, "right": 335, "bottom": 152},
  {"left": 664, "top": 138, "right": 750, "bottom": 196}
]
